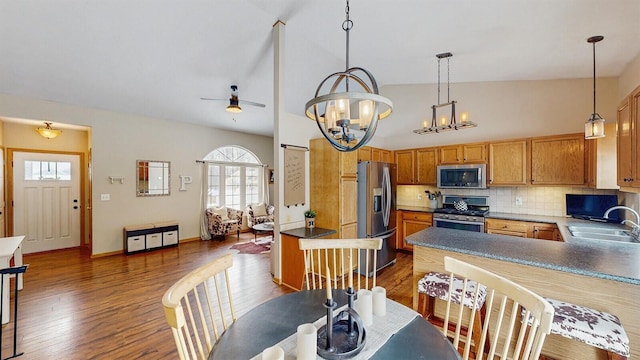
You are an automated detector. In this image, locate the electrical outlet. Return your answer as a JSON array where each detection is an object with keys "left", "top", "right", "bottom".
[
  {"left": 101, "top": 194, "right": 110, "bottom": 201},
  {"left": 515, "top": 197, "right": 522, "bottom": 206},
  {"left": 417, "top": 194, "right": 423, "bottom": 200}
]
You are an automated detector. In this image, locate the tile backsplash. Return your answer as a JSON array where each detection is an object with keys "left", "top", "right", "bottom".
[{"left": 396, "top": 185, "right": 620, "bottom": 217}]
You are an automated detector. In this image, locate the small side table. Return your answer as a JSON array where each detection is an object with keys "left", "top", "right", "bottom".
[{"left": 252, "top": 222, "right": 274, "bottom": 240}]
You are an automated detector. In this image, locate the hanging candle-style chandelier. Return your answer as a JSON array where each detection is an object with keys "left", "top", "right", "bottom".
[{"left": 413, "top": 52, "right": 476, "bottom": 134}]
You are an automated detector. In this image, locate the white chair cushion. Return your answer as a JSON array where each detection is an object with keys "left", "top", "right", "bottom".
[
  {"left": 212, "top": 207, "right": 229, "bottom": 221},
  {"left": 418, "top": 271, "right": 487, "bottom": 311},
  {"left": 545, "top": 297, "right": 629, "bottom": 356},
  {"left": 253, "top": 203, "right": 267, "bottom": 216}
]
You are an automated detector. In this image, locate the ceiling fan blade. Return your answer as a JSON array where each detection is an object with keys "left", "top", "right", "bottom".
[
  {"left": 238, "top": 99, "right": 266, "bottom": 108},
  {"left": 200, "top": 97, "right": 226, "bottom": 101}
]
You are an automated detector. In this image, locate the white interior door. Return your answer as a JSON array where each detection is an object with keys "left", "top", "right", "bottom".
[{"left": 13, "top": 152, "right": 81, "bottom": 254}]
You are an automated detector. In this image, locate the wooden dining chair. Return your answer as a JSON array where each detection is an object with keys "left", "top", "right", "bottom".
[
  {"left": 442, "top": 256, "right": 554, "bottom": 360},
  {"left": 299, "top": 238, "right": 382, "bottom": 291},
  {"left": 162, "top": 253, "right": 236, "bottom": 360}
]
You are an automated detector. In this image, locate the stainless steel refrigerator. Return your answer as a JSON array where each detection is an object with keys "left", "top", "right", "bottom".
[{"left": 357, "top": 161, "right": 397, "bottom": 276}]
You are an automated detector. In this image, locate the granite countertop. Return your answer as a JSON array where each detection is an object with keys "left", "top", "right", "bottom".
[
  {"left": 280, "top": 227, "right": 336, "bottom": 239},
  {"left": 406, "top": 226, "right": 640, "bottom": 285},
  {"left": 485, "top": 212, "right": 563, "bottom": 224},
  {"left": 396, "top": 205, "right": 436, "bottom": 213}
]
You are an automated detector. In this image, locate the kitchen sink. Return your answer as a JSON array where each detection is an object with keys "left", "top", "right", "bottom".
[{"left": 567, "top": 226, "right": 637, "bottom": 243}]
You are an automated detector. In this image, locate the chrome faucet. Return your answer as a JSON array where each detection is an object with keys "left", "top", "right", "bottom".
[{"left": 604, "top": 205, "right": 640, "bottom": 225}]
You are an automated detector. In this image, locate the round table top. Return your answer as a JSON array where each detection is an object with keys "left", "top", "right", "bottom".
[
  {"left": 253, "top": 222, "right": 274, "bottom": 231},
  {"left": 208, "top": 289, "right": 461, "bottom": 360}
]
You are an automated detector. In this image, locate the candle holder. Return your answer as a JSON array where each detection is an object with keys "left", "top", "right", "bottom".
[{"left": 317, "top": 291, "right": 366, "bottom": 359}]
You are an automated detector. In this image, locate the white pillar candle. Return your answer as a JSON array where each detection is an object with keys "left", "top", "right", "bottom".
[
  {"left": 356, "top": 289, "right": 373, "bottom": 326},
  {"left": 296, "top": 323, "right": 317, "bottom": 360},
  {"left": 261, "top": 345, "right": 284, "bottom": 360},
  {"left": 372, "top": 286, "right": 387, "bottom": 316}
]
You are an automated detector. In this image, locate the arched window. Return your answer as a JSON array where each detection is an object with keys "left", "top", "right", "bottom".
[{"left": 203, "top": 146, "right": 265, "bottom": 210}]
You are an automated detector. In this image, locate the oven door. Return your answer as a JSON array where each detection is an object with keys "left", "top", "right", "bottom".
[{"left": 433, "top": 218, "right": 485, "bottom": 232}]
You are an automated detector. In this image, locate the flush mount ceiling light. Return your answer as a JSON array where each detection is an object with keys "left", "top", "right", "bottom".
[
  {"left": 585, "top": 35, "right": 605, "bottom": 139},
  {"left": 36, "top": 122, "right": 62, "bottom": 139},
  {"left": 304, "top": 0, "right": 393, "bottom": 152},
  {"left": 413, "top": 52, "right": 476, "bottom": 135}
]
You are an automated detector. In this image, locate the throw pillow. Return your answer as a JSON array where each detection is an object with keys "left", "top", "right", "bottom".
[
  {"left": 253, "top": 203, "right": 267, "bottom": 217},
  {"left": 213, "top": 207, "right": 229, "bottom": 221}
]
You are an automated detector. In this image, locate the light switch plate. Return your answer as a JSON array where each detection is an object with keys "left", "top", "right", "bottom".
[
  {"left": 101, "top": 194, "right": 110, "bottom": 201},
  {"left": 515, "top": 197, "right": 522, "bottom": 206}
]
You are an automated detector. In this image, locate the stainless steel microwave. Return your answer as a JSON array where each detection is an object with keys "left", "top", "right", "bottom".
[{"left": 437, "top": 164, "right": 487, "bottom": 189}]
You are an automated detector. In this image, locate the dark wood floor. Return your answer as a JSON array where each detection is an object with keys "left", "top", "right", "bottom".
[{"left": 2, "top": 233, "right": 413, "bottom": 359}]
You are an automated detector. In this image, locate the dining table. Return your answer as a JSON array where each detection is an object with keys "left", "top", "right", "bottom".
[
  {"left": 208, "top": 289, "right": 461, "bottom": 360},
  {"left": 0, "top": 236, "right": 25, "bottom": 324}
]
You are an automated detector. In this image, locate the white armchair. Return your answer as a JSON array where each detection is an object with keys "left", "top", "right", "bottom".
[{"left": 245, "top": 203, "right": 275, "bottom": 228}]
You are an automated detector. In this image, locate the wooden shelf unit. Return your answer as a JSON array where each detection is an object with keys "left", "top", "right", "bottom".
[{"left": 123, "top": 221, "right": 179, "bottom": 254}]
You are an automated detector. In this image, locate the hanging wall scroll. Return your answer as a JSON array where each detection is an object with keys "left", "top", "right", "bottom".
[{"left": 282, "top": 144, "right": 308, "bottom": 207}]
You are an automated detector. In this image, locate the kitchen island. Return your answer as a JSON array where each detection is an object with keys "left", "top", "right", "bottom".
[{"left": 407, "top": 227, "right": 639, "bottom": 359}]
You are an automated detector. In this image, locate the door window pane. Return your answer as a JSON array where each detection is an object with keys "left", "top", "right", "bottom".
[{"left": 24, "top": 160, "right": 72, "bottom": 180}]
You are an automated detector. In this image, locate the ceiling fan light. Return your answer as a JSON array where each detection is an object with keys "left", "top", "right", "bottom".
[{"left": 226, "top": 104, "right": 242, "bottom": 113}]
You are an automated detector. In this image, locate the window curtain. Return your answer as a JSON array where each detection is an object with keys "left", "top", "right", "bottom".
[
  {"left": 263, "top": 166, "right": 270, "bottom": 205},
  {"left": 199, "top": 162, "right": 211, "bottom": 240}
]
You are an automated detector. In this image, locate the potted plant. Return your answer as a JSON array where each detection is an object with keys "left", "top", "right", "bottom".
[{"left": 304, "top": 210, "right": 316, "bottom": 229}]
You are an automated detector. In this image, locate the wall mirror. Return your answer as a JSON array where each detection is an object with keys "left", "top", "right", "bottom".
[{"left": 136, "top": 160, "right": 170, "bottom": 196}]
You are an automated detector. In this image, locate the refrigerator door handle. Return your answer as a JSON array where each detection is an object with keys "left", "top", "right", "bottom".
[{"left": 382, "top": 166, "right": 391, "bottom": 227}]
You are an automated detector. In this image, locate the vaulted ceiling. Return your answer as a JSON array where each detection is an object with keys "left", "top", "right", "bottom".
[{"left": 1, "top": 0, "right": 639, "bottom": 137}]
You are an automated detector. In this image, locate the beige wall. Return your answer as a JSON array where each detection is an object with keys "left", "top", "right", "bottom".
[
  {"left": 0, "top": 93, "right": 273, "bottom": 255},
  {"left": 619, "top": 51, "right": 640, "bottom": 100}
]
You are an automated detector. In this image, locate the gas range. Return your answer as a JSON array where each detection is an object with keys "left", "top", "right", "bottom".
[{"left": 433, "top": 195, "right": 489, "bottom": 230}]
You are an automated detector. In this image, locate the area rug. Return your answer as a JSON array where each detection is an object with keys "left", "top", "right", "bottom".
[{"left": 230, "top": 236, "right": 272, "bottom": 254}]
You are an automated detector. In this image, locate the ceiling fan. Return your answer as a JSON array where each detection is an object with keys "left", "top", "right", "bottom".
[{"left": 200, "top": 85, "right": 266, "bottom": 113}]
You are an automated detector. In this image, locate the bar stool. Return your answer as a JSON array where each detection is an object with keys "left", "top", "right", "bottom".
[
  {"left": 543, "top": 298, "right": 629, "bottom": 360},
  {"left": 417, "top": 271, "right": 487, "bottom": 353}
]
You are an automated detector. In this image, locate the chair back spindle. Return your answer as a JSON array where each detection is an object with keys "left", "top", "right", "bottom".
[
  {"left": 163, "top": 253, "right": 236, "bottom": 360},
  {"left": 442, "top": 256, "right": 554, "bottom": 360},
  {"left": 299, "top": 238, "right": 382, "bottom": 292}
]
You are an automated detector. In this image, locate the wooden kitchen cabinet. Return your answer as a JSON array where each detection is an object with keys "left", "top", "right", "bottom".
[
  {"left": 486, "top": 218, "right": 561, "bottom": 241},
  {"left": 310, "top": 138, "right": 358, "bottom": 239},
  {"left": 488, "top": 140, "right": 528, "bottom": 186},
  {"left": 359, "top": 146, "right": 393, "bottom": 163},
  {"left": 617, "top": 85, "right": 640, "bottom": 188},
  {"left": 439, "top": 143, "right": 487, "bottom": 164},
  {"left": 395, "top": 147, "right": 437, "bottom": 185},
  {"left": 373, "top": 148, "right": 393, "bottom": 162},
  {"left": 395, "top": 150, "right": 415, "bottom": 184},
  {"left": 485, "top": 218, "right": 528, "bottom": 237},
  {"left": 530, "top": 133, "right": 585, "bottom": 185},
  {"left": 397, "top": 211, "right": 433, "bottom": 251},
  {"left": 358, "top": 146, "right": 372, "bottom": 162},
  {"left": 529, "top": 223, "right": 560, "bottom": 241}
]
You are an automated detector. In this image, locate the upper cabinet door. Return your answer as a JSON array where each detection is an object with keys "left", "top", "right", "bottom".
[
  {"left": 439, "top": 146, "right": 462, "bottom": 164},
  {"left": 488, "top": 140, "right": 528, "bottom": 186},
  {"left": 415, "top": 148, "right": 438, "bottom": 185},
  {"left": 462, "top": 144, "right": 487, "bottom": 163},
  {"left": 531, "top": 134, "right": 585, "bottom": 185},
  {"left": 395, "top": 150, "right": 415, "bottom": 184},
  {"left": 439, "top": 144, "right": 487, "bottom": 164}
]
